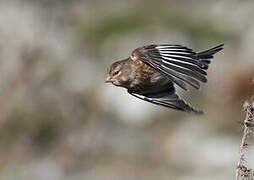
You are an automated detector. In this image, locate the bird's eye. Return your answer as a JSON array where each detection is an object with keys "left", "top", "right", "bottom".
[{"left": 113, "top": 70, "right": 120, "bottom": 76}]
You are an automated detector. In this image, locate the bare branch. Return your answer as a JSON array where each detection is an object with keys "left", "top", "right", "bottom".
[{"left": 236, "top": 99, "right": 254, "bottom": 180}]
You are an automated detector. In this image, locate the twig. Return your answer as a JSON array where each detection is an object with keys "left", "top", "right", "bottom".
[{"left": 236, "top": 99, "right": 254, "bottom": 180}]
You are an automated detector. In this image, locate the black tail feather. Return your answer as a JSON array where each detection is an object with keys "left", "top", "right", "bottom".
[{"left": 197, "top": 44, "right": 224, "bottom": 69}]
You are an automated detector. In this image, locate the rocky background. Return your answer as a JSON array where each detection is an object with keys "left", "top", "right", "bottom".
[{"left": 0, "top": 0, "right": 254, "bottom": 179}]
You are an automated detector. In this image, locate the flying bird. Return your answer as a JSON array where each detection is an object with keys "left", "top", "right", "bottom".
[{"left": 106, "top": 44, "right": 224, "bottom": 114}]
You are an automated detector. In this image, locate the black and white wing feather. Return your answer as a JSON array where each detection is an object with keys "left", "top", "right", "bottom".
[
  {"left": 131, "top": 44, "right": 223, "bottom": 90},
  {"left": 129, "top": 91, "right": 203, "bottom": 114}
]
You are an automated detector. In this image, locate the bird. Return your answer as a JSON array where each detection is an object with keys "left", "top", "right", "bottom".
[{"left": 106, "top": 43, "right": 224, "bottom": 114}]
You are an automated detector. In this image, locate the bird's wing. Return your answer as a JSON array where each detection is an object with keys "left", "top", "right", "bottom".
[
  {"left": 129, "top": 91, "right": 203, "bottom": 114},
  {"left": 131, "top": 44, "right": 210, "bottom": 90}
]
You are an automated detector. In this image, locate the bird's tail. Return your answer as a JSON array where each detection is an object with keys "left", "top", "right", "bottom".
[{"left": 197, "top": 44, "right": 224, "bottom": 69}]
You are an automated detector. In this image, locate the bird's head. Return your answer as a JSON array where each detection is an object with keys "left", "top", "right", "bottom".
[{"left": 106, "top": 59, "right": 132, "bottom": 88}]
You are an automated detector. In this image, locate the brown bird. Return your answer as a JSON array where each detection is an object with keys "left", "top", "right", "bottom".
[{"left": 106, "top": 44, "right": 223, "bottom": 114}]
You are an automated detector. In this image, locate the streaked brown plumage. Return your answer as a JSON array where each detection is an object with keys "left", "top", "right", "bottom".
[{"left": 106, "top": 44, "right": 224, "bottom": 114}]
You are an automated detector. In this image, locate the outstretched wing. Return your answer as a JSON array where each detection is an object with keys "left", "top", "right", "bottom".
[
  {"left": 129, "top": 91, "right": 203, "bottom": 114},
  {"left": 131, "top": 44, "right": 223, "bottom": 90}
]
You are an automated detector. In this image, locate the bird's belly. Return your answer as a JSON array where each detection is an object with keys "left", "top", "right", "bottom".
[{"left": 129, "top": 72, "right": 170, "bottom": 94}]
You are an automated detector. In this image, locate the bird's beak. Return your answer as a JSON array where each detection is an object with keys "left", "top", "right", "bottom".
[{"left": 105, "top": 76, "right": 112, "bottom": 83}]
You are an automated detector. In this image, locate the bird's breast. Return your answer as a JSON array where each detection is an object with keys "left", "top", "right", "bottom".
[{"left": 128, "top": 60, "right": 170, "bottom": 94}]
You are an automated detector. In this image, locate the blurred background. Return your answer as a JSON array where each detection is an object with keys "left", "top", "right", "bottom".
[{"left": 0, "top": 0, "right": 254, "bottom": 179}]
